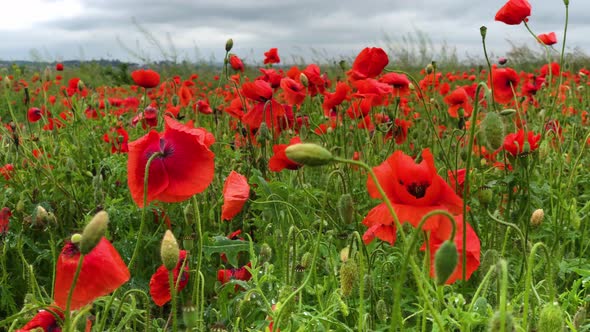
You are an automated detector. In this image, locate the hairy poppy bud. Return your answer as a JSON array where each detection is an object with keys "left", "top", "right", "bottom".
[
  {"left": 340, "top": 259, "right": 358, "bottom": 297},
  {"left": 530, "top": 209, "right": 544, "bottom": 226},
  {"left": 71, "top": 233, "right": 83, "bottom": 244},
  {"left": 478, "top": 188, "right": 493, "bottom": 205},
  {"left": 182, "top": 305, "right": 198, "bottom": 329},
  {"left": 77, "top": 79, "right": 85, "bottom": 92},
  {"left": 259, "top": 243, "right": 272, "bottom": 262},
  {"left": 339, "top": 247, "right": 350, "bottom": 262},
  {"left": 488, "top": 310, "right": 514, "bottom": 332},
  {"left": 425, "top": 63, "right": 434, "bottom": 74},
  {"left": 499, "top": 108, "right": 517, "bottom": 116},
  {"left": 481, "top": 112, "right": 505, "bottom": 150},
  {"left": 285, "top": 143, "right": 333, "bottom": 166},
  {"left": 160, "top": 230, "right": 180, "bottom": 271},
  {"left": 256, "top": 122, "right": 271, "bottom": 143},
  {"left": 225, "top": 38, "right": 233, "bottom": 52},
  {"left": 538, "top": 303, "right": 564, "bottom": 332},
  {"left": 338, "top": 194, "right": 354, "bottom": 225},
  {"left": 34, "top": 205, "right": 49, "bottom": 225},
  {"left": 376, "top": 299, "right": 388, "bottom": 322},
  {"left": 434, "top": 241, "right": 458, "bottom": 285},
  {"left": 300, "top": 252, "right": 313, "bottom": 269},
  {"left": 3, "top": 76, "right": 10, "bottom": 89},
  {"left": 299, "top": 73, "right": 309, "bottom": 88},
  {"left": 80, "top": 211, "right": 109, "bottom": 254}
]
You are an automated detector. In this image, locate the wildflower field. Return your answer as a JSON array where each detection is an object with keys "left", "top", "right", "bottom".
[{"left": 1, "top": 0, "right": 589, "bottom": 331}]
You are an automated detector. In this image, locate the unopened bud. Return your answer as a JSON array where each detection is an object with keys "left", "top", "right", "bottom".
[
  {"left": 300, "top": 252, "right": 313, "bottom": 269},
  {"left": 537, "top": 303, "right": 564, "bottom": 332},
  {"left": 3, "top": 76, "right": 11, "bottom": 89},
  {"left": 488, "top": 310, "right": 514, "bottom": 332},
  {"left": 339, "top": 259, "right": 358, "bottom": 297},
  {"left": 339, "top": 247, "right": 350, "bottom": 262},
  {"left": 80, "top": 211, "right": 109, "bottom": 254},
  {"left": 563, "top": 0, "right": 569, "bottom": 6},
  {"left": 182, "top": 305, "right": 199, "bottom": 329},
  {"left": 160, "top": 230, "right": 180, "bottom": 271},
  {"left": 225, "top": 38, "right": 234, "bottom": 52},
  {"left": 34, "top": 205, "right": 49, "bottom": 224},
  {"left": 259, "top": 242, "right": 272, "bottom": 262},
  {"left": 285, "top": 143, "right": 333, "bottom": 166},
  {"left": 434, "top": 241, "right": 458, "bottom": 285},
  {"left": 499, "top": 109, "right": 517, "bottom": 116},
  {"left": 481, "top": 112, "right": 505, "bottom": 150},
  {"left": 77, "top": 79, "right": 85, "bottom": 92},
  {"left": 71, "top": 233, "right": 83, "bottom": 244},
  {"left": 376, "top": 299, "right": 388, "bottom": 322},
  {"left": 299, "top": 73, "right": 309, "bottom": 87},
  {"left": 337, "top": 194, "right": 354, "bottom": 224},
  {"left": 530, "top": 209, "right": 544, "bottom": 226},
  {"left": 480, "top": 26, "right": 487, "bottom": 38},
  {"left": 425, "top": 63, "right": 434, "bottom": 74}
]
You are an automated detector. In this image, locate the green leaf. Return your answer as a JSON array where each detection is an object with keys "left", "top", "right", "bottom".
[{"left": 203, "top": 236, "right": 252, "bottom": 267}]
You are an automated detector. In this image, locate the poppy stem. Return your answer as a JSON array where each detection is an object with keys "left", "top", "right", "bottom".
[
  {"left": 522, "top": 242, "right": 553, "bottom": 330},
  {"left": 128, "top": 151, "right": 164, "bottom": 271},
  {"left": 168, "top": 270, "right": 178, "bottom": 332},
  {"left": 190, "top": 195, "right": 205, "bottom": 331},
  {"left": 64, "top": 253, "right": 84, "bottom": 331}
]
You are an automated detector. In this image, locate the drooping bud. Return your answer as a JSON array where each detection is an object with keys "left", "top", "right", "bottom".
[
  {"left": 488, "top": 311, "right": 514, "bottom": 332},
  {"left": 285, "top": 143, "right": 333, "bottom": 166},
  {"left": 340, "top": 259, "right": 359, "bottom": 297},
  {"left": 225, "top": 38, "right": 234, "bottom": 52},
  {"left": 259, "top": 243, "right": 272, "bottom": 262},
  {"left": 530, "top": 209, "right": 544, "bottom": 226},
  {"left": 160, "top": 230, "right": 180, "bottom": 271},
  {"left": 300, "top": 252, "right": 313, "bottom": 269},
  {"left": 376, "top": 299, "right": 388, "bottom": 322},
  {"left": 80, "top": 211, "right": 109, "bottom": 254},
  {"left": 481, "top": 112, "right": 505, "bottom": 150},
  {"left": 33, "top": 205, "right": 49, "bottom": 225},
  {"left": 337, "top": 194, "right": 354, "bottom": 224},
  {"left": 434, "top": 241, "right": 458, "bottom": 285},
  {"left": 537, "top": 303, "right": 564, "bottom": 332}
]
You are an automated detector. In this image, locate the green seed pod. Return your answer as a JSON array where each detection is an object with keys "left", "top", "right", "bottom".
[
  {"left": 478, "top": 188, "right": 493, "bottom": 205},
  {"left": 257, "top": 122, "right": 271, "bottom": 143},
  {"left": 376, "top": 299, "right": 388, "bottom": 322},
  {"left": 434, "top": 241, "right": 458, "bottom": 285},
  {"left": 363, "top": 274, "right": 372, "bottom": 299},
  {"left": 481, "top": 112, "right": 505, "bottom": 150},
  {"left": 473, "top": 297, "right": 489, "bottom": 316},
  {"left": 488, "top": 311, "right": 514, "bottom": 332},
  {"left": 160, "top": 230, "right": 180, "bottom": 271},
  {"left": 80, "top": 211, "right": 108, "bottom": 255},
  {"left": 285, "top": 143, "right": 334, "bottom": 166},
  {"left": 337, "top": 194, "right": 354, "bottom": 225},
  {"left": 340, "top": 259, "right": 359, "bottom": 297},
  {"left": 537, "top": 303, "right": 564, "bottom": 332}
]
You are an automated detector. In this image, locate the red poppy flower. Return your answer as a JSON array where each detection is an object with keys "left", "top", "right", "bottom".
[
  {"left": 0, "top": 207, "right": 11, "bottom": 235},
  {"left": 269, "top": 137, "right": 302, "bottom": 172},
  {"left": 27, "top": 107, "right": 44, "bottom": 122},
  {"left": 263, "top": 48, "right": 280, "bottom": 64},
  {"left": 444, "top": 87, "right": 473, "bottom": 118},
  {"left": 55, "top": 63, "right": 64, "bottom": 71},
  {"left": 131, "top": 69, "right": 161, "bottom": 89},
  {"left": 495, "top": 0, "right": 531, "bottom": 25},
  {"left": 424, "top": 215, "right": 480, "bottom": 284},
  {"left": 490, "top": 67, "right": 520, "bottom": 104},
  {"left": 127, "top": 116, "right": 215, "bottom": 207},
  {"left": 229, "top": 54, "right": 244, "bottom": 72},
  {"left": 217, "top": 262, "right": 252, "bottom": 285},
  {"left": 103, "top": 126, "right": 129, "bottom": 154},
  {"left": 178, "top": 85, "right": 192, "bottom": 107},
  {"left": 221, "top": 171, "right": 250, "bottom": 221},
  {"left": 242, "top": 80, "right": 273, "bottom": 102},
  {"left": 362, "top": 149, "right": 463, "bottom": 245},
  {"left": 379, "top": 72, "right": 411, "bottom": 97},
  {"left": 194, "top": 99, "right": 213, "bottom": 115},
  {"left": 149, "top": 250, "right": 189, "bottom": 306},
  {"left": 280, "top": 78, "right": 306, "bottom": 106},
  {"left": 502, "top": 129, "right": 540, "bottom": 157},
  {"left": 16, "top": 307, "right": 64, "bottom": 332},
  {"left": 322, "top": 81, "right": 351, "bottom": 115},
  {"left": 347, "top": 47, "right": 389, "bottom": 81},
  {"left": 54, "top": 238, "right": 130, "bottom": 310},
  {"left": 537, "top": 32, "right": 557, "bottom": 46}
]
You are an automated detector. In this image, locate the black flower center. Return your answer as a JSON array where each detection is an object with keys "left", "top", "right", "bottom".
[{"left": 403, "top": 181, "right": 428, "bottom": 199}]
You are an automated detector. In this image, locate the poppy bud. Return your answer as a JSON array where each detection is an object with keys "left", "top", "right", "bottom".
[
  {"left": 182, "top": 305, "right": 198, "bottom": 330},
  {"left": 530, "top": 209, "right": 544, "bottom": 226},
  {"left": 481, "top": 112, "right": 505, "bottom": 150},
  {"left": 256, "top": 122, "right": 271, "bottom": 143},
  {"left": 43, "top": 66, "right": 52, "bottom": 82},
  {"left": 338, "top": 60, "right": 347, "bottom": 71},
  {"left": 434, "top": 240, "right": 458, "bottom": 285},
  {"left": 425, "top": 63, "right": 434, "bottom": 74},
  {"left": 160, "top": 230, "right": 180, "bottom": 271},
  {"left": 299, "top": 73, "right": 309, "bottom": 87},
  {"left": 259, "top": 242, "right": 272, "bottom": 262},
  {"left": 285, "top": 143, "right": 333, "bottom": 166},
  {"left": 537, "top": 303, "right": 564, "bottom": 332},
  {"left": 80, "top": 211, "right": 109, "bottom": 254},
  {"left": 563, "top": 0, "right": 568, "bottom": 5},
  {"left": 34, "top": 205, "right": 49, "bottom": 225},
  {"left": 71, "top": 233, "right": 83, "bottom": 244},
  {"left": 376, "top": 299, "right": 388, "bottom": 322},
  {"left": 300, "top": 252, "right": 313, "bottom": 269},
  {"left": 488, "top": 310, "right": 514, "bottom": 332},
  {"left": 477, "top": 188, "right": 493, "bottom": 205},
  {"left": 499, "top": 108, "right": 516, "bottom": 116},
  {"left": 338, "top": 194, "right": 354, "bottom": 225},
  {"left": 3, "top": 76, "right": 10, "bottom": 89},
  {"left": 339, "top": 259, "right": 358, "bottom": 297},
  {"left": 498, "top": 57, "right": 508, "bottom": 65},
  {"left": 77, "top": 79, "right": 85, "bottom": 92},
  {"left": 480, "top": 26, "right": 487, "bottom": 38},
  {"left": 225, "top": 38, "right": 233, "bottom": 52}
]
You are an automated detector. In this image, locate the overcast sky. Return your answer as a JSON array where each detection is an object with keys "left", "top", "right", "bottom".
[{"left": 0, "top": 0, "right": 585, "bottom": 65}]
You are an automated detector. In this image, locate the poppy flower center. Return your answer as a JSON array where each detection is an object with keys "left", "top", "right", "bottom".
[
  {"left": 158, "top": 138, "right": 174, "bottom": 158},
  {"left": 403, "top": 181, "right": 429, "bottom": 199},
  {"left": 62, "top": 242, "right": 80, "bottom": 258}
]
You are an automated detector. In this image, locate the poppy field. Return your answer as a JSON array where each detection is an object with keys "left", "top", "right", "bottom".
[{"left": 1, "top": 0, "right": 589, "bottom": 331}]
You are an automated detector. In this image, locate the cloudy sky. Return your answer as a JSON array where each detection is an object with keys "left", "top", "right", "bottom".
[{"left": 0, "top": 0, "right": 585, "bottom": 65}]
